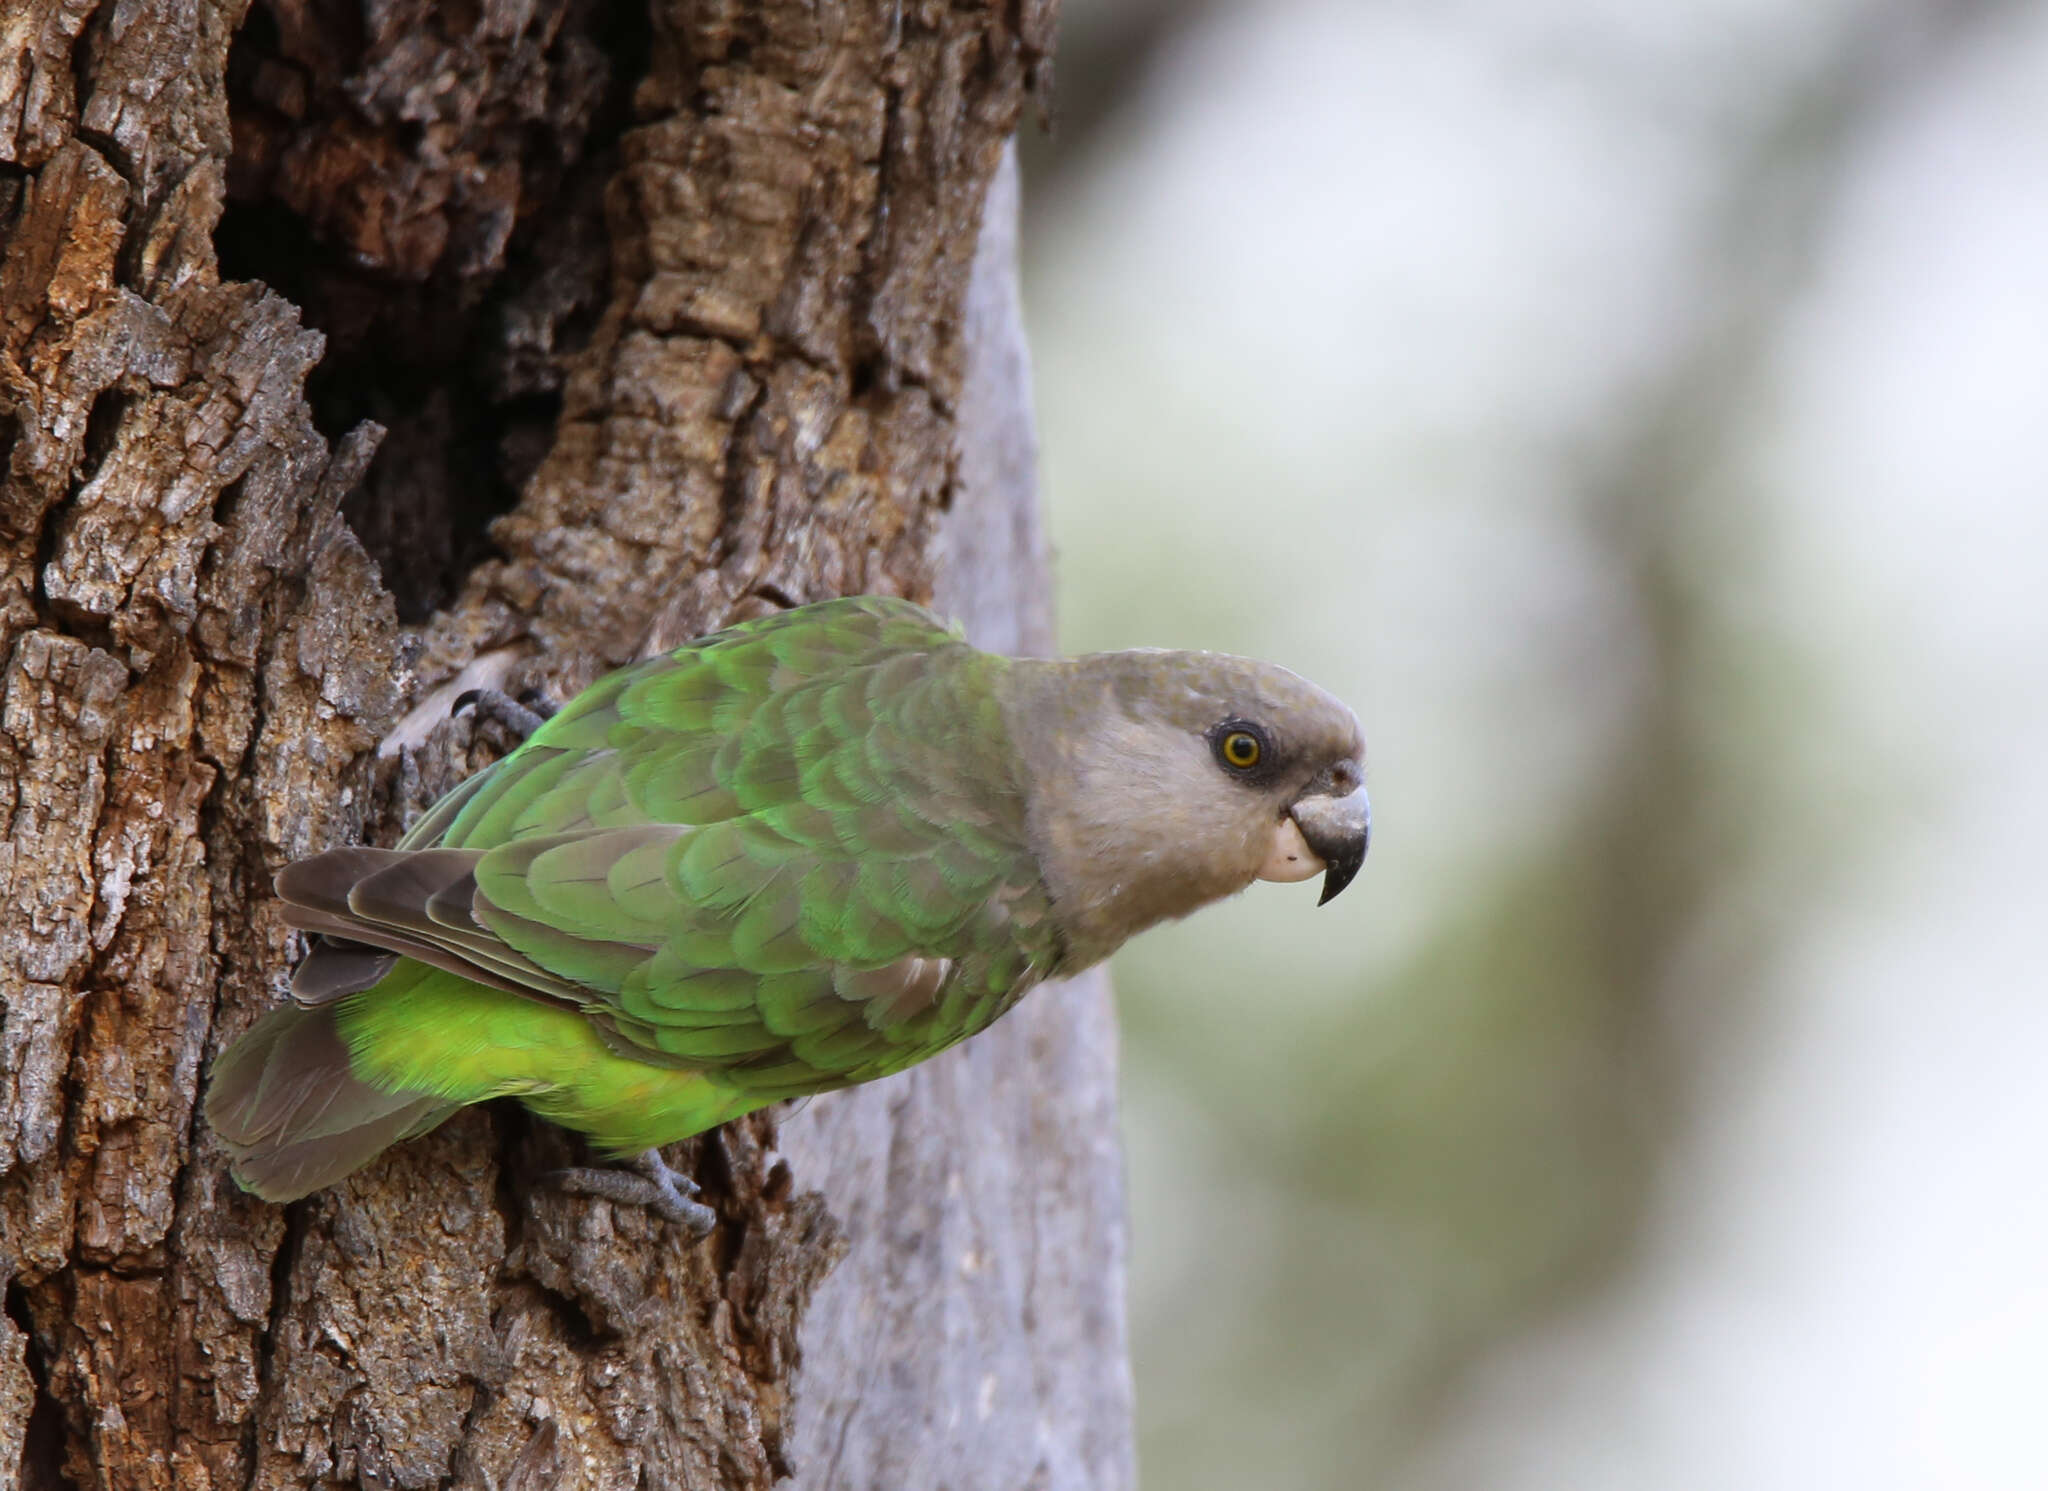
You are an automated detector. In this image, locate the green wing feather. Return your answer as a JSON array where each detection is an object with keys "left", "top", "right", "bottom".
[{"left": 290, "top": 596, "right": 1063, "bottom": 1106}]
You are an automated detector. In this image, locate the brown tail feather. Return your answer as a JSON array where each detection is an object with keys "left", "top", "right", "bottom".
[{"left": 205, "top": 1003, "right": 455, "bottom": 1202}]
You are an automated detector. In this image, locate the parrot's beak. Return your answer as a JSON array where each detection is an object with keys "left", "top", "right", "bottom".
[{"left": 1289, "top": 785, "right": 1370, "bottom": 906}]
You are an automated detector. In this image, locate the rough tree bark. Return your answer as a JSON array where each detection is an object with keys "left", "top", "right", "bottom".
[{"left": 0, "top": 2, "right": 1133, "bottom": 1488}]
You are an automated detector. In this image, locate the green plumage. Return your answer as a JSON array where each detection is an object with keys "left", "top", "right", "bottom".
[{"left": 209, "top": 598, "right": 1063, "bottom": 1201}]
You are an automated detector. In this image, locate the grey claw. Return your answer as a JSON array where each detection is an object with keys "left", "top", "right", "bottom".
[
  {"left": 552, "top": 1149, "right": 715, "bottom": 1236},
  {"left": 454, "top": 688, "right": 555, "bottom": 744}
]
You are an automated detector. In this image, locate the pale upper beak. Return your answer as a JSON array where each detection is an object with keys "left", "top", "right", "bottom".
[{"left": 1264, "top": 780, "right": 1370, "bottom": 906}]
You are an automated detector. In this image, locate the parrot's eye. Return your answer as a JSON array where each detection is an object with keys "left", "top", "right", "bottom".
[{"left": 1213, "top": 723, "right": 1268, "bottom": 773}]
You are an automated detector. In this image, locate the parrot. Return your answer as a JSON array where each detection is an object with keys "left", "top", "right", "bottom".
[{"left": 206, "top": 595, "right": 1369, "bottom": 1229}]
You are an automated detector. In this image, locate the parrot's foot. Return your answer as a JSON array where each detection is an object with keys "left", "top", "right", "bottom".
[
  {"left": 553, "top": 1149, "right": 716, "bottom": 1236},
  {"left": 453, "top": 687, "right": 557, "bottom": 744}
]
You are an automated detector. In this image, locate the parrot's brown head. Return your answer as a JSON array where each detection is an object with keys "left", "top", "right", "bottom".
[{"left": 1004, "top": 649, "right": 1369, "bottom": 968}]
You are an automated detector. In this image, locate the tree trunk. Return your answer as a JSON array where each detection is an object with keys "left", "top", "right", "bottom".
[{"left": 0, "top": 3, "right": 1133, "bottom": 1488}]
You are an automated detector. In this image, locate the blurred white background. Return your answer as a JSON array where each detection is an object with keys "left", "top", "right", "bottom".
[{"left": 1019, "top": 1, "right": 2048, "bottom": 1486}]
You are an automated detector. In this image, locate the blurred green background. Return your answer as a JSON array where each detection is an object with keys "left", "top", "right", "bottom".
[{"left": 1017, "top": 2, "right": 2048, "bottom": 1487}]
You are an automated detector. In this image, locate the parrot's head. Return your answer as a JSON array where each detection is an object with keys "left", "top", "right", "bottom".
[{"left": 1007, "top": 649, "right": 1369, "bottom": 965}]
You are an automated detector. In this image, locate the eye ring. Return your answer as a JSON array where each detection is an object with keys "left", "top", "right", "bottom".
[{"left": 1211, "top": 721, "right": 1269, "bottom": 774}]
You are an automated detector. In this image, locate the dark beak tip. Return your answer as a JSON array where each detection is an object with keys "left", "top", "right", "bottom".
[{"left": 1315, "top": 850, "right": 1363, "bottom": 907}]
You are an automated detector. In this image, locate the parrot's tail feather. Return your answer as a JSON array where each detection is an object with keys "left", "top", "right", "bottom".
[{"left": 205, "top": 1002, "right": 457, "bottom": 1202}]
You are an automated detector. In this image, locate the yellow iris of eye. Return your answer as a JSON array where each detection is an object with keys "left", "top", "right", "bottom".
[{"left": 1221, "top": 730, "right": 1262, "bottom": 769}]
